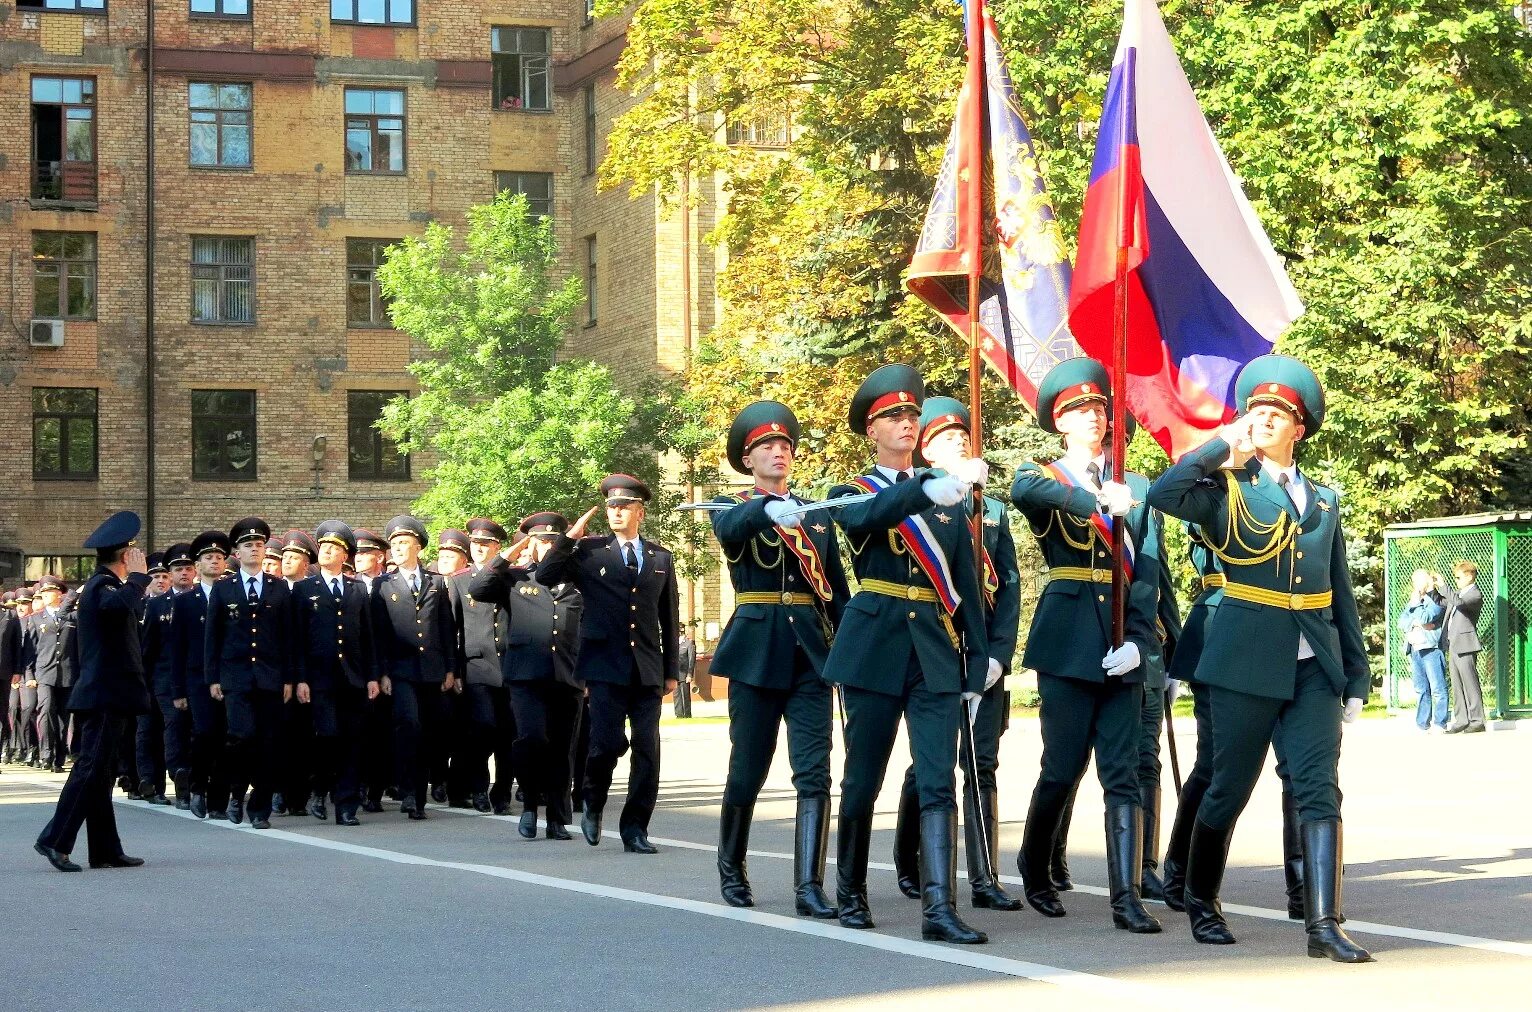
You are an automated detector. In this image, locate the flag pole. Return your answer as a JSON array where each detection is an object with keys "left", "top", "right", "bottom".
[
  {"left": 966, "top": 0, "right": 987, "bottom": 570},
  {"left": 1109, "top": 247, "right": 1128, "bottom": 649}
]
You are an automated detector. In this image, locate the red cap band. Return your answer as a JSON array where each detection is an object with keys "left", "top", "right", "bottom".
[
  {"left": 867, "top": 390, "right": 918, "bottom": 422},
  {"left": 744, "top": 422, "right": 794, "bottom": 453},
  {"left": 1246, "top": 382, "right": 1304, "bottom": 417}
]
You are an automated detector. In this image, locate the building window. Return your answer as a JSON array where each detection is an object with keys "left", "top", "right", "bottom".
[
  {"left": 347, "top": 239, "right": 396, "bottom": 327},
  {"left": 33, "top": 232, "right": 97, "bottom": 321},
  {"left": 584, "top": 83, "right": 598, "bottom": 174},
  {"left": 23, "top": 556, "right": 94, "bottom": 584},
  {"left": 348, "top": 391, "right": 410, "bottom": 481},
  {"left": 345, "top": 89, "right": 406, "bottom": 174},
  {"left": 493, "top": 172, "right": 553, "bottom": 222},
  {"left": 189, "top": 82, "right": 252, "bottom": 167},
  {"left": 32, "top": 388, "right": 98, "bottom": 481},
  {"left": 491, "top": 28, "right": 551, "bottom": 112},
  {"left": 191, "top": 390, "right": 257, "bottom": 481},
  {"left": 584, "top": 235, "right": 597, "bottom": 326},
  {"left": 191, "top": 237, "right": 255, "bottom": 324},
  {"left": 331, "top": 0, "right": 413, "bottom": 25},
  {"left": 17, "top": 0, "right": 105, "bottom": 11},
  {"left": 31, "top": 76, "right": 96, "bottom": 203},
  {"left": 190, "top": 0, "right": 249, "bottom": 17},
  {"left": 726, "top": 114, "right": 792, "bottom": 148}
]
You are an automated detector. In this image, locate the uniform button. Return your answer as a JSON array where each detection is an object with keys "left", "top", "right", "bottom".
[
  {"left": 1294, "top": 576, "right": 1303, "bottom": 584},
  {"left": 630, "top": 623, "right": 636, "bottom": 629},
  {"left": 337, "top": 652, "right": 344, "bottom": 659},
  {"left": 419, "top": 646, "right": 425, "bottom": 652},
  {"left": 416, "top": 618, "right": 422, "bottom": 625},
  {"left": 629, "top": 641, "right": 636, "bottom": 647},
  {"left": 1098, "top": 595, "right": 1106, "bottom": 603},
  {"left": 630, "top": 588, "right": 637, "bottom": 594},
  {"left": 338, "top": 638, "right": 344, "bottom": 644},
  {"left": 551, "top": 645, "right": 556, "bottom": 651},
  {"left": 417, "top": 632, "right": 424, "bottom": 638},
  {"left": 908, "top": 611, "right": 917, "bottom": 619},
  {"left": 787, "top": 616, "right": 794, "bottom": 624},
  {"left": 1098, "top": 551, "right": 1107, "bottom": 559},
  {"left": 1296, "top": 551, "right": 1304, "bottom": 559},
  {"left": 250, "top": 656, "right": 256, "bottom": 662}
]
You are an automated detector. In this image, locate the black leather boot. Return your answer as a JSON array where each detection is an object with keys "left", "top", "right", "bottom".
[
  {"left": 1139, "top": 786, "right": 1165, "bottom": 901},
  {"left": 1051, "top": 786, "right": 1077, "bottom": 891},
  {"left": 1283, "top": 790, "right": 1305, "bottom": 919},
  {"left": 835, "top": 815, "right": 875, "bottom": 929},
  {"left": 1184, "top": 819, "right": 1236, "bottom": 944},
  {"left": 1017, "top": 780, "right": 1069, "bottom": 917},
  {"left": 1302, "top": 820, "right": 1373, "bottom": 963},
  {"left": 966, "top": 788, "right": 1020, "bottom": 910},
  {"left": 1106, "top": 805, "right": 1163, "bottom": 933},
  {"left": 892, "top": 782, "right": 921, "bottom": 899},
  {"left": 717, "top": 802, "right": 755, "bottom": 908},
  {"left": 919, "top": 809, "right": 987, "bottom": 944},
  {"left": 1159, "top": 774, "right": 1209, "bottom": 913},
  {"left": 172, "top": 771, "right": 191, "bottom": 811},
  {"left": 793, "top": 797, "right": 836, "bottom": 919}
]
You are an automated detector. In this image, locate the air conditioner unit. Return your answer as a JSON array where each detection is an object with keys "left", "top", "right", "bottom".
[{"left": 29, "top": 319, "right": 64, "bottom": 348}]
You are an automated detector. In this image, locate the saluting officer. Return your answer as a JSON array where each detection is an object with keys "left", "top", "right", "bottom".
[
  {"left": 455, "top": 518, "right": 517, "bottom": 815},
  {"left": 469, "top": 514, "right": 584, "bottom": 839},
  {"left": 206, "top": 517, "right": 298, "bottom": 829},
  {"left": 174, "top": 530, "right": 233, "bottom": 819},
  {"left": 371, "top": 516, "right": 457, "bottom": 820},
  {"left": 1009, "top": 358, "right": 1164, "bottom": 934},
  {"left": 824, "top": 366, "right": 990, "bottom": 945},
  {"left": 708, "top": 401, "right": 850, "bottom": 916},
  {"left": 1147, "top": 355, "right": 1372, "bottom": 963},
  {"left": 294, "top": 521, "right": 377, "bottom": 826},
  {"left": 890, "top": 397, "right": 1023, "bottom": 913},
  {"left": 537, "top": 475, "right": 681, "bottom": 855}
]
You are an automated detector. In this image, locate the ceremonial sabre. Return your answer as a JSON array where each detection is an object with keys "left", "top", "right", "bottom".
[
  {"left": 1164, "top": 684, "right": 1183, "bottom": 794},
  {"left": 673, "top": 502, "right": 737, "bottom": 513},
  {"left": 961, "top": 694, "right": 991, "bottom": 871},
  {"left": 773, "top": 493, "right": 879, "bottom": 519}
]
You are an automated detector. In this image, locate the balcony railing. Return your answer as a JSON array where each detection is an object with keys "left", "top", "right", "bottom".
[{"left": 33, "top": 160, "right": 98, "bottom": 204}]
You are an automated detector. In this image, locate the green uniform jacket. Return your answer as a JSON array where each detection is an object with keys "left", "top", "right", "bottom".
[
  {"left": 975, "top": 490, "right": 1023, "bottom": 674},
  {"left": 1146, "top": 545, "right": 1182, "bottom": 691},
  {"left": 1010, "top": 461, "right": 1162, "bottom": 684},
  {"left": 709, "top": 491, "right": 851, "bottom": 690},
  {"left": 1167, "top": 523, "right": 1222, "bottom": 685},
  {"left": 823, "top": 471, "right": 989, "bottom": 696},
  {"left": 1146, "top": 437, "right": 1369, "bottom": 703}
]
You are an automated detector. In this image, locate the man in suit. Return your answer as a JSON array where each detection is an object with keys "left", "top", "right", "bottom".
[
  {"left": 454, "top": 519, "right": 516, "bottom": 815},
  {"left": 35, "top": 511, "right": 151, "bottom": 872},
  {"left": 31, "top": 575, "right": 69, "bottom": 774},
  {"left": 1442, "top": 560, "right": 1487, "bottom": 733},
  {"left": 371, "top": 515, "right": 457, "bottom": 820},
  {"left": 274, "top": 529, "right": 319, "bottom": 816},
  {"left": 353, "top": 528, "right": 394, "bottom": 812},
  {"left": 207, "top": 517, "right": 298, "bottom": 829},
  {"left": 294, "top": 521, "right": 377, "bottom": 825},
  {"left": 138, "top": 547, "right": 195, "bottom": 806},
  {"left": 537, "top": 474, "right": 680, "bottom": 855},
  {"left": 175, "top": 530, "right": 233, "bottom": 819},
  {"left": 435, "top": 528, "right": 476, "bottom": 808},
  {"left": 1147, "top": 354, "right": 1372, "bottom": 963}
]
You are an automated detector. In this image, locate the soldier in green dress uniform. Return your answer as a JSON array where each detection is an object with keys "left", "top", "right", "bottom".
[
  {"left": 1009, "top": 357, "right": 1164, "bottom": 934},
  {"left": 825, "top": 365, "right": 991, "bottom": 944},
  {"left": 708, "top": 400, "right": 851, "bottom": 918},
  {"left": 1147, "top": 354, "right": 1372, "bottom": 963},
  {"left": 889, "top": 397, "right": 1022, "bottom": 912}
]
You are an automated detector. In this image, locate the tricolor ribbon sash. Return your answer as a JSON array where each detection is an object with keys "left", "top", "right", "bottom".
[
  {"left": 848, "top": 475, "right": 962, "bottom": 615},
  {"left": 1040, "top": 461, "right": 1136, "bottom": 581},
  {"left": 734, "top": 490, "right": 834, "bottom": 601}
]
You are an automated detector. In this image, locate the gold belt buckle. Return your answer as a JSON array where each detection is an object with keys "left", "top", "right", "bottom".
[
  {"left": 1093, "top": 569, "right": 1110, "bottom": 583},
  {"left": 780, "top": 591, "right": 794, "bottom": 606},
  {"left": 906, "top": 586, "right": 921, "bottom": 601},
  {"left": 1289, "top": 593, "right": 1305, "bottom": 609}
]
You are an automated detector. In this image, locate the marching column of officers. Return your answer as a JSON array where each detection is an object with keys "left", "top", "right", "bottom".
[{"left": 20, "top": 351, "right": 1375, "bottom": 964}]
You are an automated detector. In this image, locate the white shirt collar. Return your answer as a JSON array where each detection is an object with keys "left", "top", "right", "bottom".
[
  {"left": 873, "top": 464, "right": 915, "bottom": 483},
  {"left": 1260, "top": 457, "right": 1301, "bottom": 487},
  {"left": 398, "top": 565, "right": 423, "bottom": 584}
]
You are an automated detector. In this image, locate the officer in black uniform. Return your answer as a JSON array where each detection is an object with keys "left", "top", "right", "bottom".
[
  {"left": 138, "top": 548, "right": 194, "bottom": 806},
  {"left": 275, "top": 529, "right": 319, "bottom": 816},
  {"left": 708, "top": 401, "right": 850, "bottom": 916},
  {"left": 890, "top": 396, "right": 1023, "bottom": 913},
  {"left": 1, "top": 592, "right": 16, "bottom": 765},
  {"left": 207, "top": 517, "right": 298, "bottom": 830},
  {"left": 174, "top": 530, "right": 233, "bottom": 819},
  {"left": 1147, "top": 355, "right": 1372, "bottom": 963},
  {"left": 1009, "top": 358, "right": 1164, "bottom": 934},
  {"left": 825, "top": 365, "right": 991, "bottom": 945},
  {"left": 352, "top": 528, "right": 394, "bottom": 812},
  {"left": 35, "top": 511, "right": 150, "bottom": 872},
  {"left": 294, "top": 520, "right": 377, "bottom": 826},
  {"left": 470, "top": 514, "right": 585, "bottom": 839},
  {"left": 31, "top": 575, "right": 69, "bottom": 774},
  {"left": 435, "top": 528, "right": 476, "bottom": 808},
  {"left": 371, "top": 515, "right": 457, "bottom": 820},
  {"left": 14, "top": 588, "right": 40, "bottom": 766},
  {"left": 537, "top": 475, "right": 680, "bottom": 855},
  {"left": 454, "top": 519, "right": 516, "bottom": 815}
]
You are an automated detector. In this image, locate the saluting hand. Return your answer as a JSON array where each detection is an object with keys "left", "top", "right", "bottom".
[
  {"left": 499, "top": 535, "right": 533, "bottom": 562},
  {"left": 1220, "top": 415, "right": 1257, "bottom": 469},
  {"left": 123, "top": 547, "right": 148, "bottom": 576},
  {"left": 566, "top": 505, "right": 601, "bottom": 540}
]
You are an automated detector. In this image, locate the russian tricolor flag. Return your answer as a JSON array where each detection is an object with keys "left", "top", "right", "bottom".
[{"left": 1069, "top": 0, "right": 1304, "bottom": 460}]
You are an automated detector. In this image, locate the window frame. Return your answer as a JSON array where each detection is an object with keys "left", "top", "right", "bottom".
[
  {"left": 30, "top": 75, "right": 97, "bottom": 203},
  {"left": 330, "top": 0, "right": 415, "bottom": 27},
  {"left": 190, "top": 389, "right": 259, "bottom": 482},
  {"left": 493, "top": 171, "right": 554, "bottom": 223},
  {"left": 31, "top": 387, "right": 99, "bottom": 482},
  {"left": 16, "top": 0, "right": 107, "bottom": 13},
  {"left": 188, "top": 81, "right": 253, "bottom": 169},
  {"left": 583, "top": 83, "right": 598, "bottom": 175},
  {"left": 32, "top": 230, "right": 98, "bottom": 321},
  {"left": 190, "top": 236, "right": 256, "bottom": 326},
  {"left": 346, "top": 238, "right": 397, "bottom": 329},
  {"left": 347, "top": 390, "right": 411, "bottom": 482},
  {"left": 491, "top": 27, "right": 553, "bottom": 113},
  {"left": 188, "top": 0, "right": 251, "bottom": 20},
  {"left": 584, "top": 234, "right": 597, "bottom": 327},
  {"left": 344, "top": 87, "right": 408, "bottom": 175}
]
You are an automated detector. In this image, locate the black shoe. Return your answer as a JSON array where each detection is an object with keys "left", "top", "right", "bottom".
[
  {"left": 34, "top": 841, "right": 82, "bottom": 873},
  {"left": 473, "top": 792, "right": 492, "bottom": 814},
  {"left": 835, "top": 814, "right": 875, "bottom": 929},
  {"left": 250, "top": 814, "right": 271, "bottom": 830},
  {"left": 174, "top": 796, "right": 191, "bottom": 811},
  {"left": 1302, "top": 820, "right": 1373, "bottom": 963},
  {"left": 1019, "top": 780, "right": 1070, "bottom": 918},
  {"left": 892, "top": 782, "right": 921, "bottom": 899},
  {"left": 189, "top": 793, "right": 208, "bottom": 819},
  {"left": 401, "top": 797, "right": 425, "bottom": 820},
  {"left": 1185, "top": 819, "right": 1237, "bottom": 944},
  {"left": 493, "top": 800, "right": 514, "bottom": 817},
  {"left": 918, "top": 809, "right": 987, "bottom": 944},
  {"left": 449, "top": 796, "right": 473, "bottom": 810},
  {"left": 430, "top": 784, "right": 448, "bottom": 805},
  {"left": 408, "top": 808, "right": 428, "bottom": 821},
  {"left": 581, "top": 803, "right": 603, "bottom": 846},
  {"left": 621, "top": 828, "right": 658, "bottom": 854},
  {"left": 546, "top": 821, "right": 572, "bottom": 841},
  {"left": 1282, "top": 790, "right": 1305, "bottom": 920},
  {"left": 717, "top": 803, "right": 754, "bottom": 907},
  {"left": 362, "top": 799, "right": 385, "bottom": 814},
  {"left": 966, "top": 787, "right": 1022, "bottom": 911},
  {"left": 271, "top": 792, "right": 288, "bottom": 817},
  {"left": 147, "top": 792, "right": 172, "bottom": 807},
  {"left": 88, "top": 853, "right": 145, "bottom": 869},
  {"left": 519, "top": 808, "right": 539, "bottom": 839},
  {"left": 1051, "top": 786, "right": 1077, "bottom": 891},
  {"left": 306, "top": 792, "right": 328, "bottom": 821},
  {"left": 1106, "top": 805, "right": 1162, "bottom": 933},
  {"left": 1159, "top": 774, "right": 1209, "bottom": 913},
  {"left": 337, "top": 806, "right": 361, "bottom": 827},
  {"left": 385, "top": 786, "right": 401, "bottom": 801},
  {"left": 794, "top": 797, "right": 837, "bottom": 919},
  {"left": 227, "top": 795, "right": 246, "bottom": 825}
]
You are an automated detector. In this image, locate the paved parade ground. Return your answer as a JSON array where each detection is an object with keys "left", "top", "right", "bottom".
[{"left": 3, "top": 711, "right": 1527, "bottom": 1011}]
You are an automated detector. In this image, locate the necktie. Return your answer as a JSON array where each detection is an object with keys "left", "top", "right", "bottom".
[
  {"left": 1086, "top": 462, "right": 1102, "bottom": 489},
  {"left": 410, "top": 573, "right": 420, "bottom": 597},
  {"left": 332, "top": 578, "right": 342, "bottom": 598},
  {"left": 625, "top": 543, "right": 639, "bottom": 572},
  {"left": 247, "top": 577, "right": 258, "bottom": 604},
  {"left": 895, "top": 470, "right": 911, "bottom": 483}
]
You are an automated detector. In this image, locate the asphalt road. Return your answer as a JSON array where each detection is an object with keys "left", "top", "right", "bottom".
[{"left": 2, "top": 713, "right": 1527, "bottom": 1011}]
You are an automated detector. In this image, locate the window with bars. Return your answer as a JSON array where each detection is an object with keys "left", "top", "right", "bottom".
[
  {"left": 726, "top": 114, "right": 792, "bottom": 148},
  {"left": 345, "top": 89, "right": 406, "bottom": 174},
  {"left": 189, "top": 82, "right": 252, "bottom": 167},
  {"left": 191, "top": 237, "right": 255, "bottom": 324},
  {"left": 348, "top": 391, "right": 410, "bottom": 481},
  {"left": 493, "top": 172, "right": 553, "bottom": 222},
  {"left": 491, "top": 28, "right": 551, "bottom": 111},
  {"left": 32, "top": 388, "right": 98, "bottom": 481},
  {"left": 584, "top": 84, "right": 598, "bottom": 174},
  {"left": 33, "top": 231, "right": 96, "bottom": 320},
  {"left": 331, "top": 0, "right": 413, "bottom": 25},
  {"left": 191, "top": 390, "right": 257, "bottom": 481},
  {"left": 347, "top": 238, "right": 396, "bottom": 327},
  {"left": 190, "top": 0, "right": 249, "bottom": 17}
]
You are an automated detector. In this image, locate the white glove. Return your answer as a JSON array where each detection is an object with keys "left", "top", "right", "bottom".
[
  {"left": 984, "top": 658, "right": 1003, "bottom": 692},
  {"left": 923, "top": 474, "right": 968, "bottom": 508},
  {"left": 963, "top": 693, "right": 981, "bottom": 724},
  {"left": 1102, "top": 640, "right": 1142, "bottom": 678},
  {"left": 1097, "top": 480, "right": 1134, "bottom": 517},
  {"left": 763, "top": 497, "right": 803, "bottom": 529},
  {"left": 1165, "top": 678, "right": 1182, "bottom": 705},
  {"left": 950, "top": 457, "right": 990, "bottom": 488},
  {"left": 1342, "top": 697, "right": 1363, "bottom": 724}
]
